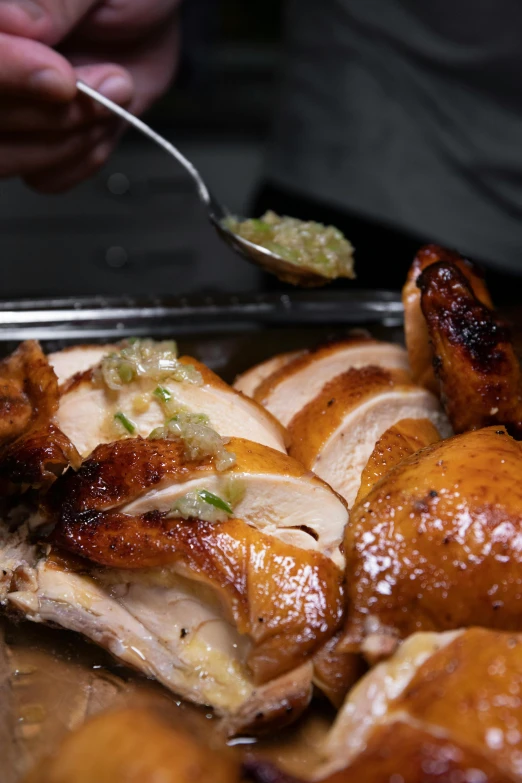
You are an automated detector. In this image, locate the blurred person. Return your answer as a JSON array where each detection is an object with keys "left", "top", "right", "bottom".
[
  {"left": 1, "top": 1, "right": 521, "bottom": 298},
  {"left": 253, "top": 1, "right": 522, "bottom": 297},
  {"left": 0, "top": 0, "right": 181, "bottom": 193}
]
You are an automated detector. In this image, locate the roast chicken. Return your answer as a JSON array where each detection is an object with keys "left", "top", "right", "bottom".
[
  {"left": 402, "top": 244, "right": 493, "bottom": 394},
  {"left": 418, "top": 261, "right": 522, "bottom": 437},
  {"left": 1, "top": 434, "right": 347, "bottom": 732},
  {"left": 23, "top": 707, "right": 240, "bottom": 783},
  {"left": 288, "top": 366, "right": 448, "bottom": 507},
  {"left": 403, "top": 244, "right": 522, "bottom": 437},
  {"left": 1, "top": 243, "right": 522, "bottom": 779},
  {"left": 0, "top": 341, "right": 79, "bottom": 493},
  {"left": 316, "top": 627, "right": 522, "bottom": 783},
  {"left": 245, "top": 337, "right": 410, "bottom": 426},
  {"left": 342, "top": 425, "right": 522, "bottom": 657}
]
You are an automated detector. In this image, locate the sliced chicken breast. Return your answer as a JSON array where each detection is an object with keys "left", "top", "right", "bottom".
[
  {"left": 1, "top": 437, "right": 345, "bottom": 729},
  {"left": 57, "top": 356, "right": 287, "bottom": 458},
  {"left": 233, "top": 350, "right": 304, "bottom": 398},
  {"left": 118, "top": 438, "right": 349, "bottom": 566},
  {"left": 253, "top": 338, "right": 410, "bottom": 427},
  {"left": 289, "top": 367, "right": 449, "bottom": 507},
  {"left": 48, "top": 345, "right": 115, "bottom": 386},
  {"left": 1, "top": 518, "right": 326, "bottom": 733}
]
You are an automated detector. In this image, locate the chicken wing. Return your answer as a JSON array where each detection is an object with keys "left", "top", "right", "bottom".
[
  {"left": 402, "top": 244, "right": 493, "bottom": 393},
  {"left": 419, "top": 261, "right": 522, "bottom": 437}
]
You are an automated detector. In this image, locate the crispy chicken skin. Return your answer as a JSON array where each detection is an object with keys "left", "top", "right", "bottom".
[
  {"left": 46, "top": 435, "right": 349, "bottom": 564},
  {"left": 342, "top": 426, "right": 522, "bottom": 655},
  {"left": 48, "top": 438, "right": 344, "bottom": 685},
  {"left": 0, "top": 340, "right": 55, "bottom": 443},
  {"left": 318, "top": 629, "right": 522, "bottom": 783},
  {"left": 353, "top": 417, "right": 441, "bottom": 506},
  {"left": 402, "top": 244, "right": 493, "bottom": 394},
  {"left": 23, "top": 707, "right": 240, "bottom": 783},
  {"left": 0, "top": 341, "right": 79, "bottom": 492},
  {"left": 419, "top": 261, "right": 522, "bottom": 437}
]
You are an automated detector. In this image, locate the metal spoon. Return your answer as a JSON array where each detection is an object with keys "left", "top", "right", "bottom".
[{"left": 76, "top": 80, "right": 331, "bottom": 287}]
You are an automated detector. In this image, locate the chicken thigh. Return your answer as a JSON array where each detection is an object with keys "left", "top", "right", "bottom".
[{"left": 342, "top": 426, "right": 522, "bottom": 657}]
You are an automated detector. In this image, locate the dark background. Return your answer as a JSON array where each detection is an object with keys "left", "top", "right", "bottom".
[{"left": 0, "top": 1, "right": 282, "bottom": 298}]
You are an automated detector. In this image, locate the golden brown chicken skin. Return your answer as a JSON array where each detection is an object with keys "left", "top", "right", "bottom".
[
  {"left": 0, "top": 340, "right": 79, "bottom": 492},
  {"left": 342, "top": 426, "right": 522, "bottom": 654},
  {"left": 353, "top": 417, "right": 441, "bottom": 506},
  {"left": 320, "top": 720, "right": 515, "bottom": 783},
  {"left": 23, "top": 707, "right": 240, "bottom": 783},
  {"left": 318, "top": 629, "right": 522, "bottom": 783},
  {"left": 419, "top": 261, "right": 522, "bottom": 438},
  {"left": 49, "top": 438, "right": 344, "bottom": 685},
  {"left": 402, "top": 244, "right": 493, "bottom": 394}
]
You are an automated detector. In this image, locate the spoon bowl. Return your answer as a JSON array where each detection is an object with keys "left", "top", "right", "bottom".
[{"left": 76, "top": 81, "right": 333, "bottom": 287}]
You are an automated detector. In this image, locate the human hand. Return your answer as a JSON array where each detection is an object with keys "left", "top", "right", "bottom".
[{"left": 0, "top": 0, "right": 182, "bottom": 192}]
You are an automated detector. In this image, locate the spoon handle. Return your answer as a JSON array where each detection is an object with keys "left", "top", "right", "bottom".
[{"left": 76, "top": 80, "right": 211, "bottom": 207}]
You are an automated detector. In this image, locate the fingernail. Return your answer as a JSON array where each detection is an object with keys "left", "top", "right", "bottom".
[
  {"left": 18, "top": 0, "right": 46, "bottom": 21},
  {"left": 98, "top": 75, "right": 133, "bottom": 105},
  {"left": 29, "top": 69, "right": 71, "bottom": 100}
]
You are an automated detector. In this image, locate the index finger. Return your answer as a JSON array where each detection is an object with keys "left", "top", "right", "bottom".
[{"left": 0, "top": 31, "right": 76, "bottom": 101}]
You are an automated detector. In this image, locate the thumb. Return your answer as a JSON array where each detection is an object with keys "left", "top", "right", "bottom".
[
  {"left": 0, "top": 31, "right": 76, "bottom": 101},
  {"left": 73, "top": 63, "right": 134, "bottom": 108}
]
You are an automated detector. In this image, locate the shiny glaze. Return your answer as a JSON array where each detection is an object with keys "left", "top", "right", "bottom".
[
  {"left": 402, "top": 244, "right": 493, "bottom": 394},
  {"left": 419, "top": 262, "right": 522, "bottom": 437},
  {"left": 323, "top": 720, "right": 514, "bottom": 782},
  {"left": 319, "top": 628, "right": 522, "bottom": 782},
  {"left": 353, "top": 417, "right": 441, "bottom": 506},
  {"left": 343, "top": 427, "right": 522, "bottom": 648},
  {"left": 49, "top": 438, "right": 344, "bottom": 685},
  {"left": 0, "top": 340, "right": 78, "bottom": 491}
]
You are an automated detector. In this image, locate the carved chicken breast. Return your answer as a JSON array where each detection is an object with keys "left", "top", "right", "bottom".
[
  {"left": 288, "top": 367, "right": 448, "bottom": 507},
  {"left": 57, "top": 353, "right": 287, "bottom": 458},
  {"left": 342, "top": 426, "right": 522, "bottom": 656},
  {"left": 402, "top": 244, "right": 493, "bottom": 394},
  {"left": 252, "top": 338, "right": 410, "bottom": 427},
  {"left": 233, "top": 350, "right": 305, "bottom": 398},
  {"left": 419, "top": 261, "right": 522, "bottom": 437},
  {"left": 2, "top": 436, "right": 345, "bottom": 732},
  {"left": 317, "top": 628, "right": 522, "bottom": 783},
  {"left": 48, "top": 344, "right": 115, "bottom": 386}
]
